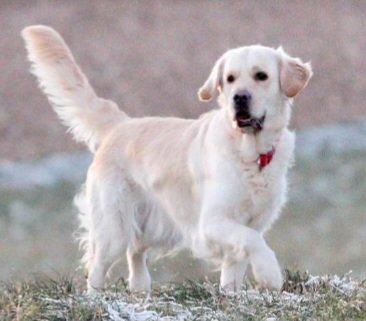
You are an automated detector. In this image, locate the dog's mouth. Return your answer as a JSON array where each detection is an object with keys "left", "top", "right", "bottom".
[{"left": 235, "top": 113, "right": 266, "bottom": 132}]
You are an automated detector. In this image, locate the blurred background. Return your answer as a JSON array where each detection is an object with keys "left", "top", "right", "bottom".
[{"left": 0, "top": 1, "right": 365, "bottom": 283}]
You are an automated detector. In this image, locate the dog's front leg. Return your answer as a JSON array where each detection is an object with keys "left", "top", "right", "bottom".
[
  {"left": 220, "top": 259, "right": 248, "bottom": 293},
  {"left": 201, "top": 220, "right": 282, "bottom": 290},
  {"left": 198, "top": 186, "right": 283, "bottom": 290}
]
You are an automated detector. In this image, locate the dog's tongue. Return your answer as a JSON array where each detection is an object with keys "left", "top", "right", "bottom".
[{"left": 238, "top": 118, "right": 251, "bottom": 127}]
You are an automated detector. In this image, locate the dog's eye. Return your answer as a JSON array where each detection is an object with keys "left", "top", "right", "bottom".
[
  {"left": 227, "top": 74, "right": 235, "bottom": 83},
  {"left": 254, "top": 71, "right": 268, "bottom": 81}
]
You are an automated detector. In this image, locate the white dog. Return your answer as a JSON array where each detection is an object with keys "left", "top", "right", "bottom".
[{"left": 22, "top": 25, "right": 312, "bottom": 294}]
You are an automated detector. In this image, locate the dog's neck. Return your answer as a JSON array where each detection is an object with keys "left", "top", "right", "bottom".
[{"left": 215, "top": 106, "right": 290, "bottom": 164}]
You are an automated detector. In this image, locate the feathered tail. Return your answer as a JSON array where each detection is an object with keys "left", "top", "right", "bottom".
[{"left": 22, "top": 25, "right": 127, "bottom": 152}]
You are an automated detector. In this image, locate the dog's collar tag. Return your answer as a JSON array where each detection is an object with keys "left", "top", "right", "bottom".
[{"left": 258, "top": 147, "right": 275, "bottom": 170}]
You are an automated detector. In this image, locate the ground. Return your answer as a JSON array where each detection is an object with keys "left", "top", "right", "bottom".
[{"left": 0, "top": 271, "right": 365, "bottom": 321}]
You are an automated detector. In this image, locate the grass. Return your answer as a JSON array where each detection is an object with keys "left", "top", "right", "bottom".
[{"left": 0, "top": 271, "right": 365, "bottom": 321}]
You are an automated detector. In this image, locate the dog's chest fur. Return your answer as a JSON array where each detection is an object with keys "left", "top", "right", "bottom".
[
  {"left": 225, "top": 129, "right": 295, "bottom": 232},
  {"left": 237, "top": 167, "right": 284, "bottom": 231}
]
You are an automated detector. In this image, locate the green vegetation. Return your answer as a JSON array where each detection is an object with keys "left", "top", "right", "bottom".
[{"left": 1, "top": 271, "right": 365, "bottom": 320}]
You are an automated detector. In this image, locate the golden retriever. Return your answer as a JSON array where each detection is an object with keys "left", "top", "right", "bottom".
[{"left": 22, "top": 25, "right": 312, "bottom": 293}]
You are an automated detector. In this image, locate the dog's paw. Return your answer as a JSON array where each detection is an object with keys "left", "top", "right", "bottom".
[
  {"left": 128, "top": 275, "right": 152, "bottom": 293},
  {"left": 251, "top": 249, "right": 283, "bottom": 290},
  {"left": 220, "top": 282, "right": 235, "bottom": 295},
  {"left": 87, "top": 284, "right": 102, "bottom": 296},
  {"left": 254, "top": 266, "right": 283, "bottom": 290}
]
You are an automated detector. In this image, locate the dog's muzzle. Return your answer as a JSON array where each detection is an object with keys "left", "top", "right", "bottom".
[
  {"left": 233, "top": 90, "right": 265, "bottom": 133},
  {"left": 236, "top": 113, "right": 266, "bottom": 132}
]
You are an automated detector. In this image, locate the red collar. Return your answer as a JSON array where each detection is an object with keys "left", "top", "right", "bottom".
[{"left": 258, "top": 147, "right": 275, "bottom": 170}]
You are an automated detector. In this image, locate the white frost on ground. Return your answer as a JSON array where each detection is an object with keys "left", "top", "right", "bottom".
[
  {"left": 62, "top": 274, "right": 360, "bottom": 321},
  {"left": 106, "top": 301, "right": 159, "bottom": 321}
]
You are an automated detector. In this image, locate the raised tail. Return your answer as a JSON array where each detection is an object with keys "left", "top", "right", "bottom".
[{"left": 22, "top": 25, "right": 127, "bottom": 152}]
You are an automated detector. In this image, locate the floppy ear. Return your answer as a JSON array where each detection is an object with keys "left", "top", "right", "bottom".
[
  {"left": 277, "top": 47, "right": 313, "bottom": 98},
  {"left": 198, "top": 54, "right": 226, "bottom": 101}
]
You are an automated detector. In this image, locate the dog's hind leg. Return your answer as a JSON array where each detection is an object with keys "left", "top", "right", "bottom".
[
  {"left": 87, "top": 242, "right": 123, "bottom": 294},
  {"left": 84, "top": 169, "right": 136, "bottom": 294},
  {"left": 127, "top": 247, "right": 151, "bottom": 292},
  {"left": 86, "top": 204, "right": 128, "bottom": 294}
]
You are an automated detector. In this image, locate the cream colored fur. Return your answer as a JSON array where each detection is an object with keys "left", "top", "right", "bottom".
[{"left": 22, "top": 25, "right": 312, "bottom": 294}]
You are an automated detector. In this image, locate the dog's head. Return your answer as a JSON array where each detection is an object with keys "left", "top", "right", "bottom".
[{"left": 198, "top": 46, "right": 312, "bottom": 132}]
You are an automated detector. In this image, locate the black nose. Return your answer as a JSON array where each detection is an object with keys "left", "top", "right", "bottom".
[{"left": 233, "top": 90, "right": 252, "bottom": 111}]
